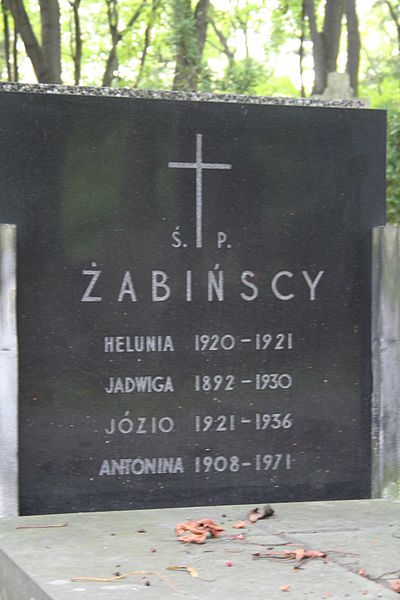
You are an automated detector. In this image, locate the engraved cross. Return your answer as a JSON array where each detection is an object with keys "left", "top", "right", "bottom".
[{"left": 168, "top": 133, "right": 232, "bottom": 249}]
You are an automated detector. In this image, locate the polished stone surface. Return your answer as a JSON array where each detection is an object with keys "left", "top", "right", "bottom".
[{"left": 0, "top": 89, "right": 386, "bottom": 514}]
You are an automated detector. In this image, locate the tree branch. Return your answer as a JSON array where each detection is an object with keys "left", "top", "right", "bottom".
[
  {"left": 5, "top": 0, "right": 44, "bottom": 80},
  {"left": 134, "top": 0, "right": 160, "bottom": 88},
  {"left": 124, "top": 0, "right": 147, "bottom": 32},
  {"left": 209, "top": 16, "right": 234, "bottom": 65},
  {"left": 102, "top": 0, "right": 147, "bottom": 87},
  {"left": 384, "top": 0, "right": 400, "bottom": 53}
]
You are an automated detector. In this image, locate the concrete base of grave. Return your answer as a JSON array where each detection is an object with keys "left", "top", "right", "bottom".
[{"left": 0, "top": 499, "right": 399, "bottom": 599}]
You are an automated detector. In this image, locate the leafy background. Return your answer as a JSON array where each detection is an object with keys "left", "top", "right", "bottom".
[{"left": 1, "top": 0, "right": 399, "bottom": 221}]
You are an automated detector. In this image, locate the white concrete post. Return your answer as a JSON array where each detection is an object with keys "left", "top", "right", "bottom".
[
  {"left": 371, "top": 226, "right": 400, "bottom": 498},
  {"left": 0, "top": 224, "right": 18, "bottom": 516}
]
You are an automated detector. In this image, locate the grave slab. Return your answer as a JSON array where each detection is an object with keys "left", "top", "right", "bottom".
[{"left": 0, "top": 499, "right": 399, "bottom": 599}]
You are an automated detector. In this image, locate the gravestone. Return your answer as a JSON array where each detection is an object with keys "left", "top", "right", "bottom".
[{"left": 0, "top": 85, "right": 386, "bottom": 515}]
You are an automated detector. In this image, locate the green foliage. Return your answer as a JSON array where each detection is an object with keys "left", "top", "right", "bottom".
[
  {"left": 386, "top": 110, "right": 400, "bottom": 225},
  {"left": 214, "top": 58, "right": 267, "bottom": 94},
  {"left": 0, "top": 0, "right": 399, "bottom": 220},
  {"left": 270, "top": 0, "right": 304, "bottom": 48}
]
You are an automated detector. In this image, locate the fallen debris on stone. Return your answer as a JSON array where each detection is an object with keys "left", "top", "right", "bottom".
[
  {"left": 253, "top": 548, "right": 326, "bottom": 567},
  {"left": 175, "top": 518, "right": 225, "bottom": 544},
  {"left": 248, "top": 505, "right": 274, "bottom": 523}
]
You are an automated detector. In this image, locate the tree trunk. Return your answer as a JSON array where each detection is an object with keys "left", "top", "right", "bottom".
[
  {"left": 172, "top": 0, "right": 210, "bottom": 91},
  {"left": 299, "top": 1, "right": 306, "bottom": 97},
  {"left": 304, "top": 0, "right": 360, "bottom": 97},
  {"left": 194, "top": 0, "right": 209, "bottom": 61},
  {"left": 323, "top": 0, "right": 343, "bottom": 73},
  {"left": 39, "top": 0, "right": 61, "bottom": 82},
  {"left": 70, "top": 0, "right": 82, "bottom": 86},
  {"left": 12, "top": 16, "right": 18, "bottom": 81},
  {"left": 102, "top": 0, "right": 119, "bottom": 87},
  {"left": 102, "top": 43, "right": 119, "bottom": 87},
  {"left": 6, "top": 0, "right": 61, "bottom": 83},
  {"left": 2, "top": 0, "right": 12, "bottom": 81},
  {"left": 303, "top": 0, "right": 326, "bottom": 95},
  {"left": 344, "top": 0, "right": 360, "bottom": 96}
]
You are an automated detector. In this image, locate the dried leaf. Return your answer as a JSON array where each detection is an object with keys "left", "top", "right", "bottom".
[
  {"left": 233, "top": 521, "right": 247, "bottom": 529},
  {"left": 16, "top": 523, "right": 67, "bottom": 529},
  {"left": 248, "top": 505, "right": 274, "bottom": 523},
  {"left": 358, "top": 568, "right": 368, "bottom": 577},
  {"left": 280, "top": 585, "right": 290, "bottom": 592},
  {"left": 167, "top": 565, "right": 199, "bottom": 578},
  {"left": 72, "top": 569, "right": 179, "bottom": 592},
  {"left": 390, "top": 580, "right": 400, "bottom": 593}
]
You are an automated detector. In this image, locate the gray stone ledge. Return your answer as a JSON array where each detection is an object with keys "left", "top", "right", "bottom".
[{"left": 0, "top": 82, "right": 371, "bottom": 109}]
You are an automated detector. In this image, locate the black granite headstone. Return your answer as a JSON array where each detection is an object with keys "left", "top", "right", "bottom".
[{"left": 0, "top": 89, "right": 385, "bottom": 515}]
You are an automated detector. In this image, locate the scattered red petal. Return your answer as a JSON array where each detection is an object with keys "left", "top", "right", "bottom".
[
  {"left": 390, "top": 580, "right": 400, "bottom": 593},
  {"left": 226, "top": 561, "right": 232, "bottom": 567},
  {"left": 280, "top": 585, "right": 290, "bottom": 592},
  {"left": 233, "top": 521, "right": 247, "bottom": 529}
]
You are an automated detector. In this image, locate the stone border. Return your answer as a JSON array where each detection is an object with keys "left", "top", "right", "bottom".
[
  {"left": 371, "top": 226, "right": 400, "bottom": 498},
  {"left": 0, "top": 81, "right": 369, "bottom": 109},
  {"left": 0, "top": 224, "right": 18, "bottom": 516}
]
